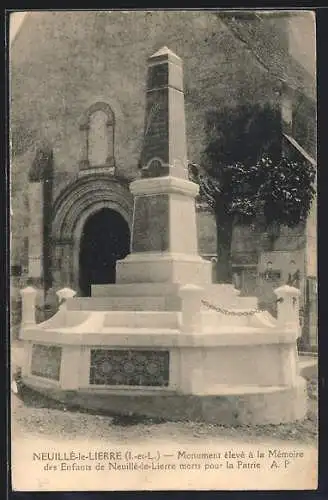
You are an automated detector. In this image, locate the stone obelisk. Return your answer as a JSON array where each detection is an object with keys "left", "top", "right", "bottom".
[{"left": 116, "top": 47, "right": 211, "bottom": 285}]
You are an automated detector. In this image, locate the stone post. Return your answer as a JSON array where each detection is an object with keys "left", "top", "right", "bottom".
[
  {"left": 56, "top": 287, "right": 77, "bottom": 309},
  {"left": 274, "top": 284, "right": 301, "bottom": 334},
  {"left": 20, "top": 286, "right": 37, "bottom": 332},
  {"left": 179, "top": 284, "right": 203, "bottom": 333},
  {"left": 274, "top": 285, "right": 301, "bottom": 388}
]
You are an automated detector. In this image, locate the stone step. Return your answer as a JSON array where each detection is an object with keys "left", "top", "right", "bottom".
[
  {"left": 90, "top": 284, "right": 258, "bottom": 310},
  {"left": 65, "top": 301, "right": 257, "bottom": 327},
  {"left": 91, "top": 283, "right": 181, "bottom": 297},
  {"left": 66, "top": 295, "right": 179, "bottom": 311},
  {"left": 103, "top": 311, "right": 179, "bottom": 329}
]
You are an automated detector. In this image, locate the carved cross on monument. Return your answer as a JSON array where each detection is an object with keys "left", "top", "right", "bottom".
[{"left": 116, "top": 47, "right": 211, "bottom": 285}]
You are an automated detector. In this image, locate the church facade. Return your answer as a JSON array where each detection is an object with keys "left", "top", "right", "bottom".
[{"left": 10, "top": 11, "right": 317, "bottom": 346}]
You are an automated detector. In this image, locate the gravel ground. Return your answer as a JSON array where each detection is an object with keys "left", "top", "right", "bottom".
[
  {"left": 11, "top": 382, "right": 317, "bottom": 445},
  {"left": 11, "top": 343, "right": 318, "bottom": 446}
]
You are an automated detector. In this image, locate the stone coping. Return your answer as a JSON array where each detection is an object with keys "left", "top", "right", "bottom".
[
  {"left": 21, "top": 329, "right": 297, "bottom": 346},
  {"left": 91, "top": 282, "right": 182, "bottom": 296},
  {"left": 119, "top": 252, "right": 208, "bottom": 263},
  {"left": 130, "top": 176, "right": 199, "bottom": 197},
  {"left": 150, "top": 46, "right": 182, "bottom": 62},
  {"left": 22, "top": 375, "right": 300, "bottom": 397}
]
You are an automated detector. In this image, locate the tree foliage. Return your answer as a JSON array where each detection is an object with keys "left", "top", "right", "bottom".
[
  {"left": 193, "top": 154, "right": 316, "bottom": 229},
  {"left": 203, "top": 103, "right": 281, "bottom": 168},
  {"left": 190, "top": 103, "right": 316, "bottom": 282}
]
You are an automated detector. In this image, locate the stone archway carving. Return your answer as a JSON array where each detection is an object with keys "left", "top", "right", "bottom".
[{"left": 52, "top": 175, "right": 134, "bottom": 292}]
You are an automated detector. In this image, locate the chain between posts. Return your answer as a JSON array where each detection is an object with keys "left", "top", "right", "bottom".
[{"left": 201, "top": 299, "right": 262, "bottom": 317}]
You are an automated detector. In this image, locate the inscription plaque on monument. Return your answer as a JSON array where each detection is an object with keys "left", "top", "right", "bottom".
[
  {"left": 89, "top": 349, "right": 170, "bottom": 386},
  {"left": 31, "top": 344, "right": 62, "bottom": 380},
  {"left": 132, "top": 194, "right": 169, "bottom": 252}
]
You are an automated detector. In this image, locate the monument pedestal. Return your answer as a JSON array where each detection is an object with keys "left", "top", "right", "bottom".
[
  {"left": 116, "top": 252, "right": 212, "bottom": 285},
  {"left": 116, "top": 168, "right": 211, "bottom": 286}
]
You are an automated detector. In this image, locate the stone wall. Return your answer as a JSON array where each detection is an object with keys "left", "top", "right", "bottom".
[
  {"left": 287, "top": 12, "right": 316, "bottom": 159},
  {"left": 287, "top": 11, "right": 316, "bottom": 79},
  {"left": 10, "top": 13, "right": 281, "bottom": 179},
  {"left": 10, "top": 11, "right": 284, "bottom": 274}
]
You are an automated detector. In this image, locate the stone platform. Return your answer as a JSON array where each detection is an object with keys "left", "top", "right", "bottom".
[
  {"left": 19, "top": 376, "right": 307, "bottom": 426},
  {"left": 19, "top": 282, "right": 307, "bottom": 425}
]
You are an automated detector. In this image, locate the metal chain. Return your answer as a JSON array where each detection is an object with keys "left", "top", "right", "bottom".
[{"left": 201, "top": 299, "right": 262, "bottom": 317}]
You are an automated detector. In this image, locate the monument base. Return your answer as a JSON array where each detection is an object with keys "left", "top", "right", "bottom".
[
  {"left": 20, "top": 292, "right": 307, "bottom": 425},
  {"left": 21, "top": 375, "right": 307, "bottom": 426},
  {"left": 116, "top": 252, "right": 212, "bottom": 285}
]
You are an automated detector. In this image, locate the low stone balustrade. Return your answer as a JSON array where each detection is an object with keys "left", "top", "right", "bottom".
[{"left": 19, "top": 286, "right": 77, "bottom": 338}]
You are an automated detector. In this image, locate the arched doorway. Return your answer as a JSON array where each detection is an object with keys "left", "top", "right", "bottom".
[{"left": 79, "top": 208, "right": 130, "bottom": 296}]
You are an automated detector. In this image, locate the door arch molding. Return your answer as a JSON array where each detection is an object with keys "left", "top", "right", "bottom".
[{"left": 52, "top": 175, "right": 133, "bottom": 292}]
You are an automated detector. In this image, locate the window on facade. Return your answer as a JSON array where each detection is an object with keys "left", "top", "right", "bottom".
[{"left": 80, "top": 102, "right": 115, "bottom": 170}]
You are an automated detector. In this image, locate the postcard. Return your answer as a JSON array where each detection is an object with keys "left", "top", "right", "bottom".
[{"left": 9, "top": 9, "right": 318, "bottom": 491}]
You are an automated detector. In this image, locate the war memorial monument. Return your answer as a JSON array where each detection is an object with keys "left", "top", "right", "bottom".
[{"left": 19, "top": 47, "right": 307, "bottom": 425}]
